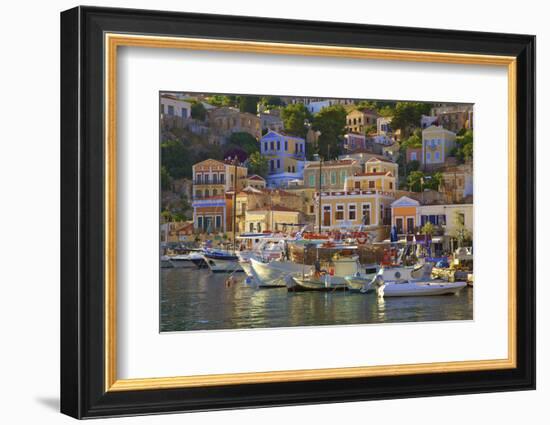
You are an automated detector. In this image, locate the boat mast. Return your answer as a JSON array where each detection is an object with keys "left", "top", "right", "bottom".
[
  {"left": 317, "top": 144, "right": 330, "bottom": 234},
  {"left": 233, "top": 158, "right": 237, "bottom": 252},
  {"left": 318, "top": 154, "right": 322, "bottom": 233}
]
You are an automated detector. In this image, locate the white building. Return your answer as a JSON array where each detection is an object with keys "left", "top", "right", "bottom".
[
  {"left": 160, "top": 95, "right": 192, "bottom": 119},
  {"left": 377, "top": 116, "right": 393, "bottom": 135},
  {"left": 306, "top": 100, "right": 331, "bottom": 115}
]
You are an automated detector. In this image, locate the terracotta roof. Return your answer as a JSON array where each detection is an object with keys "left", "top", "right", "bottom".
[
  {"left": 359, "top": 108, "right": 379, "bottom": 115},
  {"left": 247, "top": 174, "right": 265, "bottom": 181},
  {"left": 238, "top": 186, "right": 264, "bottom": 195},
  {"left": 262, "top": 130, "right": 304, "bottom": 139},
  {"left": 248, "top": 205, "right": 301, "bottom": 213},
  {"left": 366, "top": 156, "right": 395, "bottom": 163}
]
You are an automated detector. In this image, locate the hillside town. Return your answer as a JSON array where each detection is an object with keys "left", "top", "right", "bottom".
[{"left": 160, "top": 93, "right": 473, "bottom": 256}]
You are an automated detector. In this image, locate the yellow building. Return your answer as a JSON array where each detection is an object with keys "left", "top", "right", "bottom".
[
  {"left": 363, "top": 157, "right": 399, "bottom": 176},
  {"left": 192, "top": 159, "right": 248, "bottom": 233},
  {"left": 303, "top": 159, "right": 362, "bottom": 190},
  {"left": 245, "top": 205, "right": 303, "bottom": 233},
  {"left": 314, "top": 171, "right": 396, "bottom": 230},
  {"left": 421, "top": 125, "right": 456, "bottom": 167},
  {"left": 346, "top": 108, "right": 379, "bottom": 133},
  {"left": 235, "top": 187, "right": 303, "bottom": 232},
  {"left": 344, "top": 170, "right": 396, "bottom": 192}
]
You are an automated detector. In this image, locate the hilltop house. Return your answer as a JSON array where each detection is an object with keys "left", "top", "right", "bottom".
[
  {"left": 346, "top": 109, "right": 379, "bottom": 134},
  {"left": 260, "top": 131, "right": 306, "bottom": 187},
  {"left": 421, "top": 125, "right": 457, "bottom": 168},
  {"left": 160, "top": 94, "right": 192, "bottom": 119}
]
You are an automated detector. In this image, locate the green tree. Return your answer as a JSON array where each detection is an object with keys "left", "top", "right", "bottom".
[
  {"left": 420, "top": 221, "right": 435, "bottom": 236},
  {"left": 408, "top": 160, "right": 421, "bottom": 172},
  {"left": 377, "top": 105, "right": 395, "bottom": 117},
  {"left": 161, "top": 139, "right": 190, "bottom": 179},
  {"left": 407, "top": 170, "right": 425, "bottom": 192},
  {"left": 281, "top": 103, "right": 311, "bottom": 138},
  {"left": 453, "top": 211, "right": 472, "bottom": 247},
  {"left": 355, "top": 100, "right": 378, "bottom": 111},
  {"left": 247, "top": 151, "right": 269, "bottom": 177},
  {"left": 390, "top": 102, "right": 431, "bottom": 138},
  {"left": 227, "top": 132, "right": 259, "bottom": 155},
  {"left": 364, "top": 124, "right": 377, "bottom": 135},
  {"left": 190, "top": 101, "right": 206, "bottom": 121},
  {"left": 161, "top": 210, "right": 173, "bottom": 222},
  {"left": 160, "top": 166, "right": 172, "bottom": 190},
  {"left": 401, "top": 132, "right": 422, "bottom": 149},
  {"left": 312, "top": 105, "right": 347, "bottom": 159},
  {"left": 238, "top": 96, "right": 260, "bottom": 114},
  {"left": 454, "top": 129, "right": 473, "bottom": 163},
  {"left": 206, "top": 95, "right": 237, "bottom": 107},
  {"left": 261, "top": 96, "right": 284, "bottom": 108}
]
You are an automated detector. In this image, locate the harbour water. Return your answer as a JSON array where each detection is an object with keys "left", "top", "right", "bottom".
[{"left": 160, "top": 267, "right": 473, "bottom": 332}]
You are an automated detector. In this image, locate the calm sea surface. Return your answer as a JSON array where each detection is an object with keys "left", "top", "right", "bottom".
[{"left": 160, "top": 268, "right": 473, "bottom": 332}]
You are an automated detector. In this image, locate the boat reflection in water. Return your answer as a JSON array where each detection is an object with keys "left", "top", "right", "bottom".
[{"left": 160, "top": 267, "right": 473, "bottom": 332}]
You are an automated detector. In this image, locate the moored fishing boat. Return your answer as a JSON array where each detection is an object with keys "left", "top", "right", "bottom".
[
  {"left": 202, "top": 249, "right": 243, "bottom": 273},
  {"left": 374, "top": 278, "right": 467, "bottom": 297},
  {"left": 288, "top": 274, "right": 349, "bottom": 292},
  {"left": 250, "top": 257, "right": 311, "bottom": 287},
  {"left": 287, "top": 250, "right": 376, "bottom": 293},
  {"left": 372, "top": 262, "right": 467, "bottom": 297}
]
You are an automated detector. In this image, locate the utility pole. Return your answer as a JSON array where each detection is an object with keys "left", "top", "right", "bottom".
[
  {"left": 233, "top": 158, "right": 237, "bottom": 252},
  {"left": 270, "top": 191, "right": 273, "bottom": 231}
]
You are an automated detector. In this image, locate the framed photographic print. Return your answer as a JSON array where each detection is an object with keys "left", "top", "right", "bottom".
[{"left": 60, "top": 6, "right": 536, "bottom": 419}]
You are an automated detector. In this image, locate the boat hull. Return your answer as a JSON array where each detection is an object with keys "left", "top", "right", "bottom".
[
  {"left": 250, "top": 258, "right": 312, "bottom": 287},
  {"left": 344, "top": 274, "right": 376, "bottom": 292},
  {"left": 160, "top": 259, "right": 174, "bottom": 268},
  {"left": 202, "top": 255, "right": 243, "bottom": 273},
  {"left": 170, "top": 259, "right": 199, "bottom": 268},
  {"left": 378, "top": 281, "right": 467, "bottom": 297},
  {"left": 288, "top": 275, "right": 349, "bottom": 292}
]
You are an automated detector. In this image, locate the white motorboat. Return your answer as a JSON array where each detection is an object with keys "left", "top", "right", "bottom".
[
  {"left": 372, "top": 263, "right": 467, "bottom": 297},
  {"left": 378, "top": 262, "right": 434, "bottom": 283},
  {"left": 250, "top": 257, "right": 311, "bottom": 287},
  {"left": 202, "top": 250, "right": 243, "bottom": 273},
  {"left": 237, "top": 234, "right": 288, "bottom": 279},
  {"left": 374, "top": 279, "right": 467, "bottom": 297},
  {"left": 170, "top": 252, "right": 206, "bottom": 268}
]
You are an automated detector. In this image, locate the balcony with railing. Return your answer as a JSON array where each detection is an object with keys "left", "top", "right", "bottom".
[
  {"left": 315, "top": 189, "right": 394, "bottom": 197},
  {"left": 191, "top": 195, "right": 227, "bottom": 207},
  {"left": 192, "top": 180, "right": 226, "bottom": 186}
]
